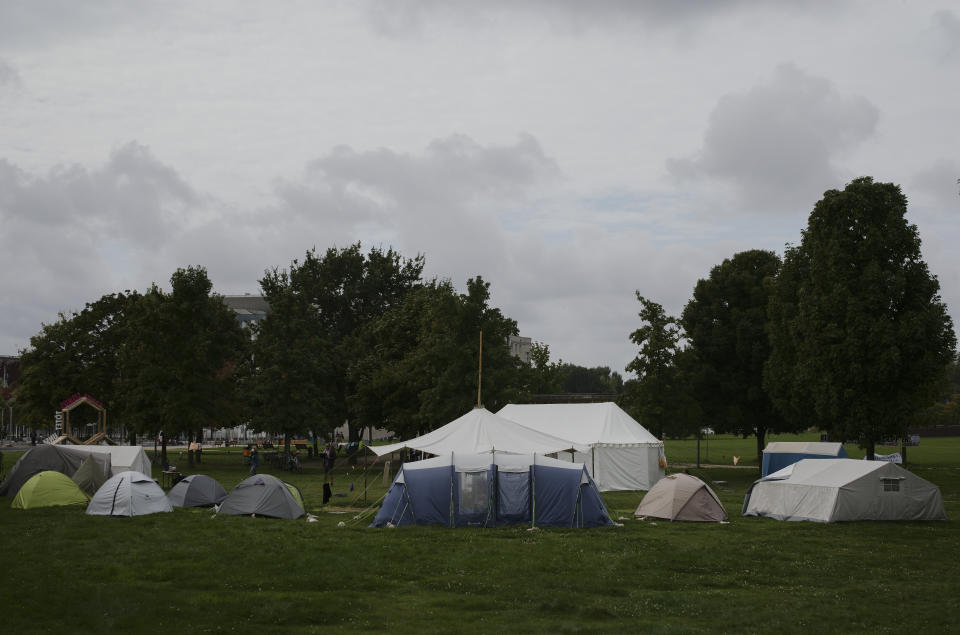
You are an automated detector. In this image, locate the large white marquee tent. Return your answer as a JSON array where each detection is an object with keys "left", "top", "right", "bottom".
[
  {"left": 370, "top": 407, "right": 585, "bottom": 457},
  {"left": 497, "top": 402, "right": 664, "bottom": 491}
]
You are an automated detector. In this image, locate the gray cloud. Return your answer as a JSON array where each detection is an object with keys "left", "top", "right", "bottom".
[
  {"left": 363, "top": 0, "right": 835, "bottom": 36},
  {"left": 932, "top": 10, "right": 960, "bottom": 62},
  {"left": 0, "top": 143, "right": 203, "bottom": 352},
  {"left": 0, "top": 58, "right": 22, "bottom": 89},
  {"left": 667, "top": 63, "right": 879, "bottom": 214}
]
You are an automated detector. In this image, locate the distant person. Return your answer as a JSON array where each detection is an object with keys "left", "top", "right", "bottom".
[
  {"left": 249, "top": 446, "right": 259, "bottom": 476},
  {"left": 324, "top": 442, "right": 336, "bottom": 484}
]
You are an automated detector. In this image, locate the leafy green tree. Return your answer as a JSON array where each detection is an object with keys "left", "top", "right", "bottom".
[
  {"left": 350, "top": 276, "right": 523, "bottom": 438},
  {"left": 118, "top": 267, "right": 247, "bottom": 465},
  {"left": 557, "top": 364, "right": 624, "bottom": 395},
  {"left": 765, "top": 177, "right": 957, "bottom": 458},
  {"left": 17, "top": 292, "right": 140, "bottom": 432},
  {"left": 624, "top": 294, "right": 685, "bottom": 438},
  {"left": 249, "top": 244, "right": 424, "bottom": 449},
  {"left": 523, "top": 341, "right": 564, "bottom": 396},
  {"left": 681, "top": 250, "right": 796, "bottom": 464}
]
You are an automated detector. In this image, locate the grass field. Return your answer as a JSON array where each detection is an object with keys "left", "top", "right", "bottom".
[{"left": 1, "top": 437, "right": 958, "bottom": 634}]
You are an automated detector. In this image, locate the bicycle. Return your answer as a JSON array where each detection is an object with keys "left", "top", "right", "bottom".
[{"left": 280, "top": 450, "right": 302, "bottom": 473}]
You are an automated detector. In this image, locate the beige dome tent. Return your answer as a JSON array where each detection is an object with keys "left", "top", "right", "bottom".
[{"left": 634, "top": 473, "right": 728, "bottom": 522}]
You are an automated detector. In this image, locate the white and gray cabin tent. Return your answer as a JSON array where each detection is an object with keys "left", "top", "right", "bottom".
[
  {"left": 168, "top": 474, "right": 228, "bottom": 508},
  {"left": 55, "top": 444, "right": 152, "bottom": 476},
  {"left": 371, "top": 452, "right": 613, "bottom": 528},
  {"left": 497, "top": 402, "right": 664, "bottom": 491},
  {"left": 86, "top": 471, "right": 173, "bottom": 517},
  {"left": 742, "top": 459, "right": 946, "bottom": 523},
  {"left": 634, "top": 473, "right": 728, "bottom": 522},
  {"left": 371, "top": 407, "right": 586, "bottom": 457}
]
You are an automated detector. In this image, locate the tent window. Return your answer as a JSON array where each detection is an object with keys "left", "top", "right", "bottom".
[
  {"left": 881, "top": 478, "right": 901, "bottom": 492},
  {"left": 459, "top": 471, "right": 488, "bottom": 513}
]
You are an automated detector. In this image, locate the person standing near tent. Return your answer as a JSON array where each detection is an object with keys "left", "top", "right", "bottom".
[
  {"left": 249, "top": 445, "right": 259, "bottom": 476},
  {"left": 323, "top": 442, "right": 336, "bottom": 484}
]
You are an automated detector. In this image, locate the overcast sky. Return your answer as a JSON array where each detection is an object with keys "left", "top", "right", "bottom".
[{"left": 2, "top": 1, "right": 958, "bottom": 374}]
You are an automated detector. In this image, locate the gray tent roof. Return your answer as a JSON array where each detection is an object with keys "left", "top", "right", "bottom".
[
  {"left": 71, "top": 455, "right": 111, "bottom": 497},
  {"left": 218, "top": 474, "right": 304, "bottom": 519},
  {"left": 168, "top": 474, "right": 227, "bottom": 507},
  {"left": 0, "top": 445, "right": 107, "bottom": 497}
]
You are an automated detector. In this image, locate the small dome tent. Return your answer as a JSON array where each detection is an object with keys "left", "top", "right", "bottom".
[
  {"left": 634, "top": 473, "right": 728, "bottom": 522},
  {"left": 168, "top": 474, "right": 228, "bottom": 508},
  {"left": 218, "top": 474, "right": 305, "bottom": 519},
  {"left": 87, "top": 471, "right": 173, "bottom": 517},
  {"left": 12, "top": 471, "right": 89, "bottom": 509},
  {"left": 371, "top": 453, "right": 614, "bottom": 528},
  {"left": 761, "top": 442, "right": 847, "bottom": 477},
  {"left": 743, "top": 459, "right": 946, "bottom": 523}
]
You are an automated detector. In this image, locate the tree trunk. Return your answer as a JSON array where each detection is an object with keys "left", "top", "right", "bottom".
[
  {"left": 284, "top": 431, "right": 291, "bottom": 454},
  {"left": 865, "top": 438, "right": 875, "bottom": 460},
  {"left": 161, "top": 437, "right": 168, "bottom": 468},
  {"left": 756, "top": 429, "right": 766, "bottom": 475},
  {"left": 901, "top": 437, "right": 907, "bottom": 464}
]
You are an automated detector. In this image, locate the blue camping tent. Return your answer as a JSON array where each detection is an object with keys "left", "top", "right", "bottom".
[
  {"left": 761, "top": 442, "right": 848, "bottom": 476},
  {"left": 371, "top": 453, "right": 614, "bottom": 528}
]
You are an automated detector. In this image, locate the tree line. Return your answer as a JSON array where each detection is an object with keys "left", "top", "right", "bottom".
[
  {"left": 13, "top": 177, "right": 958, "bottom": 464},
  {"left": 623, "top": 177, "right": 957, "bottom": 462}
]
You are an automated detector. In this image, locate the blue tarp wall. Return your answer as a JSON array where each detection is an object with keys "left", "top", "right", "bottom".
[
  {"left": 371, "top": 462, "right": 613, "bottom": 528},
  {"left": 761, "top": 446, "right": 848, "bottom": 477}
]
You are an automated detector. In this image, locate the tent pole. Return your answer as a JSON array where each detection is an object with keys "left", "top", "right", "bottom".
[{"left": 477, "top": 330, "right": 483, "bottom": 407}]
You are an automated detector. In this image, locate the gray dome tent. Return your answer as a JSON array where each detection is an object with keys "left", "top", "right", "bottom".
[
  {"left": 168, "top": 474, "right": 228, "bottom": 508},
  {"left": 218, "top": 474, "right": 304, "bottom": 519},
  {"left": 0, "top": 445, "right": 110, "bottom": 497},
  {"left": 87, "top": 471, "right": 173, "bottom": 517}
]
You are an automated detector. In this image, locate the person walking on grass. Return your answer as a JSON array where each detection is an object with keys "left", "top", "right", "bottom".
[
  {"left": 324, "top": 441, "right": 336, "bottom": 485},
  {"left": 249, "top": 445, "right": 259, "bottom": 476}
]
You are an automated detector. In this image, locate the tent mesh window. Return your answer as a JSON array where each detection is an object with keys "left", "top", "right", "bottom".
[
  {"left": 459, "top": 471, "right": 488, "bottom": 513},
  {"left": 881, "top": 478, "right": 901, "bottom": 492}
]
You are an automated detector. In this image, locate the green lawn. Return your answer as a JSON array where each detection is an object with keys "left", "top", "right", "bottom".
[{"left": 1, "top": 441, "right": 958, "bottom": 633}]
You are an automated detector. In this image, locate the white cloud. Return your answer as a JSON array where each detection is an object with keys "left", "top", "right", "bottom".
[{"left": 667, "top": 63, "right": 879, "bottom": 214}]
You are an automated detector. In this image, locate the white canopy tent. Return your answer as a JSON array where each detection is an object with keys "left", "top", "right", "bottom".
[
  {"left": 370, "top": 407, "right": 586, "bottom": 457},
  {"left": 497, "top": 402, "right": 664, "bottom": 491},
  {"left": 56, "top": 444, "right": 152, "bottom": 476},
  {"left": 742, "top": 458, "right": 946, "bottom": 522}
]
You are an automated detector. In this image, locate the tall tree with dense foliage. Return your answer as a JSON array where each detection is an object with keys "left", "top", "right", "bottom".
[
  {"left": 681, "top": 249, "right": 795, "bottom": 464},
  {"left": 16, "top": 291, "right": 140, "bottom": 433},
  {"left": 118, "top": 267, "right": 247, "bottom": 465},
  {"left": 249, "top": 244, "right": 424, "bottom": 448},
  {"left": 624, "top": 294, "right": 687, "bottom": 438},
  {"left": 350, "top": 276, "right": 523, "bottom": 439},
  {"left": 765, "top": 177, "right": 956, "bottom": 458}
]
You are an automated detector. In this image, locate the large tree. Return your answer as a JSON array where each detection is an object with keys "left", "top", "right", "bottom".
[
  {"left": 681, "top": 250, "right": 796, "bottom": 464},
  {"left": 249, "top": 244, "right": 424, "bottom": 448},
  {"left": 624, "top": 294, "right": 692, "bottom": 438},
  {"left": 765, "top": 177, "right": 956, "bottom": 458},
  {"left": 16, "top": 291, "right": 140, "bottom": 433},
  {"left": 350, "top": 276, "right": 524, "bottom": 439},
  {"left": 118, "top": 267, "right": 247, "bottom": 465}
]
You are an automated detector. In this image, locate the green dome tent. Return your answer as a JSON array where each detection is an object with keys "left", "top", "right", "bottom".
[{"left": 12, "top": 471, "right": 90, "bottom": 509}]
